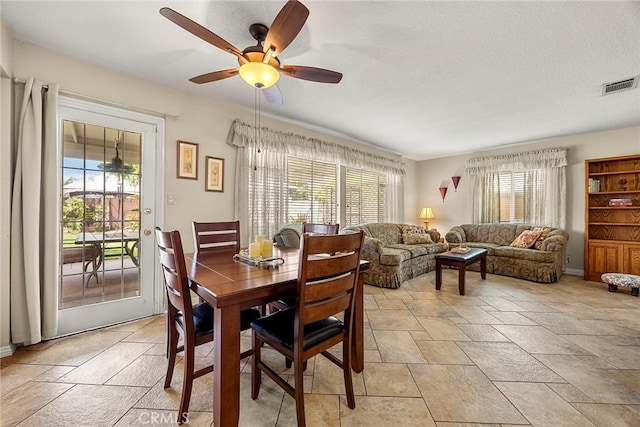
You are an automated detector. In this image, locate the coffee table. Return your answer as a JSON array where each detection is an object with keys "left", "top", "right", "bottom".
[{"left": 435, "top": 248, "right": 487, "bottom": 295}]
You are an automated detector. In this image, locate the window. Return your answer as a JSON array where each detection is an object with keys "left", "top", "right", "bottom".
[
  {"left": 468, "top": 148, "right": 566, "bottom": 228},
  {"left": 229, "top": 120, "right": 405, "bottom": 245},
  {"left": 345, "top": 167, "right": 387, "bottom": 226},
  {"left": 496, "top": 172, "right": 524, "bottom": 222},
  {"left": 495, "top": 170, "right": 546, "bottom": 223},
  {"left": 287, "top": 157, "right": 337, "bottom": 224},
  {"left": 283, "top": 157, "right": 387, "bottom": 227}
]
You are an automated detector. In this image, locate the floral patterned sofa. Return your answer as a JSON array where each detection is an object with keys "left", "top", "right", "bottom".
[
  {"left": 445, "top": 223, "right": 569, "bottom": 283},
  {"left": 341, "top": 223, "right": 449, "bottom": 289}
]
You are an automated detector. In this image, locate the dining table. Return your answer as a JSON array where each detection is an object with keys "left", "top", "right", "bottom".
[
  {"left": 75, "top": 230, "right": 140, "bottom": 266},
  {"left": 185, "top": 245, "right": 369, "bottom": 427}
]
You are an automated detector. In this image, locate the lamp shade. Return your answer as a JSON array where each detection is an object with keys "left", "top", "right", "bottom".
[
  {"left": 239, "top": 62, "right": 280, "bottom": 88},
  {"left": 418, "top": 207, "right": 435, "bottom": 220}
]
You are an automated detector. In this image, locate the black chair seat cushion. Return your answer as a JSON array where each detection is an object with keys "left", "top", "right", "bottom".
[
  {"left": 250, "top": 308, "right": 344, "bottom": 350},
  {"left": 192, "top": 303, "right": 261, "bottom": 335}
]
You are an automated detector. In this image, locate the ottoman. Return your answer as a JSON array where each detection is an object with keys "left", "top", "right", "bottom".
[{"left": 601, "top": 273, "right": 640, "bottom": 297}]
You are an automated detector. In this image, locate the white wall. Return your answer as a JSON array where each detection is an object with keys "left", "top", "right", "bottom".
[
  {"left": 1, "top": 41, "right": 412, "bottom": 352},
  {"left": 402, "top": 158, "right": 419, "bottom": 225},
  {"left": 417, "top": 126, "right": 640, "bottom": 274},
  {"left": 12, "top": 41, "right": 407, "bottom": 249},
  {"left": 0, "top": 13, "right": 15, "bottom": 354}
]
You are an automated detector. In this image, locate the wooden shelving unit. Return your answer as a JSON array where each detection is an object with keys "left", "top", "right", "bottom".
[{"left": 585, "top": 154, "right": 640, "bottom": 281}]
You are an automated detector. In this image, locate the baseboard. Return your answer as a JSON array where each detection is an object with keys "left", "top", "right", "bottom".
[
  {"left": 565, "top": 268, "right": 584, "bottom": 277},
  {"left": 0, "top": 343, "right": 16, "bottom": 358}
]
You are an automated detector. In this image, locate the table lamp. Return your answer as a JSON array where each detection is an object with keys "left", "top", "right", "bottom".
[{"left": 418, "top": 207, "right": 435, "bottom": 229}]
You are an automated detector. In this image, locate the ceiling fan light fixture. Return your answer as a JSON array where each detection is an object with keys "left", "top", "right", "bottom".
[{"left": 239, "top": 62, "right": 280, "bottom": 88}]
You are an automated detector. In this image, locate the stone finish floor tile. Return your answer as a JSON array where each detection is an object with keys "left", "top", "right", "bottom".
[
  {"left": 59, "top": 342, "right": 154, "bottom": 384},
  {"left": 410, "top": 364, "right": 526, "bottom": 424},
  {"left": 451, "top": 305, "right": 502, "bottom": 324},
  {"left": 367, "top": 309, "right": 424, "bottom": 331},
  {"left": 3, "top": 272, "right": 639, "bottom": 426},
  {"left": 492, "top": 325, "right": 590, "bottom": 355},
  {"left": 563, "top": 334, "right": 640, "bottom": 369},
  {"left": 571, "top": 402, "right": 640, "bottom": 427},
  {"left": 495, "top": 382, "right": 596, "bottom": 426},
  {"left": 457, "top": 341, "right": 563, "bottom": 382},
  {"left": 416, "top": 317, "right": 471, "bottom": 341},
  {"left": 340, "top": 396, "right": 435, "bottom": 427},
  {"left": 416, "top": 341, "right": 473, "bottom": 365},
  {"left": 362, "top": 362, "right": 421, "bottom": 397},
  {"left": 486, "top": 310, "right": 537, "bottom": 325},
  {"left": 0, "top": 381, "right": 74, "bottom": 426},
  {"left": 535, "top": 354, "right": 640, "bottom": 404},
  {"left": 456, "top": 324, "right": 509, "bottom": 342},
  {"left": 373, "top": 330, "right": 428, "bottom": 363},
  {"left": 0, "top": 363, "right": 55, "bottom": 396},
  {"left": 20, "top": 384, "right": 147, "bottom": 426}
]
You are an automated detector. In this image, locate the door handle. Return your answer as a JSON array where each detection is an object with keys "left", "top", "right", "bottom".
[{"left": 143, "top": 208, "right": 152, "bottom": 214}]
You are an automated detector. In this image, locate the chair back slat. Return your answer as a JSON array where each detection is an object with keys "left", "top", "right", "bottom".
[
  {"left": 306, "top": 252, "right": 360, "bottom": 280},
  {"left": 302, "top": 222, "right": 340, "bottom": 235},
  {"left": 296, "top": 231, "right": 364, "bottom": 329},
  {"left": 303, "top": 292, "right": 352, "bottom": 324},
  {"left": 155, "top": 227, "right": 194, "bottom": 330},
  {"left": 193, "top": 221, "right": 240, "bottom": 254},
  {"left": 305, "top": 273, "right": 356, "bottom": 303}
]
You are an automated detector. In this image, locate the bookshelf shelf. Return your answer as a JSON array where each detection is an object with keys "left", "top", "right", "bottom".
[{"left": 585, "top": 155, "right": 640, "bottom": 281}]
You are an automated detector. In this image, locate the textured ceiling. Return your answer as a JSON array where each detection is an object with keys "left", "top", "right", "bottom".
[{"left": 2, "top": 1, "right": 639, "bottom": 160}]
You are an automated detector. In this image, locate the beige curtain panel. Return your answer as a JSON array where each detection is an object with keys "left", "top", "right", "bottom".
[{"left": 11, "top": 78, "right": 59, "bottom": 345}]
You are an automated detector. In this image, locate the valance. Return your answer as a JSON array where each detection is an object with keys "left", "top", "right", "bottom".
[
  {"left": 466, "top": 148, "right": 567, "bottom": 174},
  {"left": 226, "top": 119, "right": 405, "bottom": 175}
]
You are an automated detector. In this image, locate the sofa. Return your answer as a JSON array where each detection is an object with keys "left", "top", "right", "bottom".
[
  {"left": 341, "top": 223, "right": 449, "bottom": 289},
  {"left": 445, "top": 223, "right": 569, "bottom": 283}
]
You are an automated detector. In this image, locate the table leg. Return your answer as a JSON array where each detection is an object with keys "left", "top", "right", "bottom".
[
  {"left": 480, "top": 254, "right": 487, "bottom": 280},
  {"left": 435, "top": 260, "right": 442, "bottom": 290},
  {"left": 351, "top": 272, "right": 364, "bottom": 373},
  {"left": 458, "top": 264, "right": 466, "bottom": 295},
  {"left": 213, "top": 304, "right": 241, "bottom": 427},
  {"left": 126, "top": 240, "right": 140, "bottom": 266}
]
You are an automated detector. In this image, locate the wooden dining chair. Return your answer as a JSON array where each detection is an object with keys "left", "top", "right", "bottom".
[
  {"left": 155, "top": 227, "right": 260, "bottom": 424},
  {"left": 302, "top": 222, "right": 340, "bottom": 235},
  {"left": 250, "top": 231, "right": 364, "bottom": 427},
  {"left": 271, "top": 223, "right": 340, "bottom": 314},
  {"left": 192, "top": 220, "right": 240, "bottom": 254}
]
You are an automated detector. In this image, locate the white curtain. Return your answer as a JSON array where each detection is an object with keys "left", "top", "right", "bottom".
[
  {"left": 11, "top": 78, "right": 59, "bottom": 345},
  {"left": 467, "top": 148, "right": 567, "bottom": 228},
  {"left": 227, "top": 120, "right": 405, "bottom": 247}
]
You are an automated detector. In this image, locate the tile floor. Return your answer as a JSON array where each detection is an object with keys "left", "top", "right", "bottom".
[{"left": 2, "top": 270, "right": 640, "bottom": 426}]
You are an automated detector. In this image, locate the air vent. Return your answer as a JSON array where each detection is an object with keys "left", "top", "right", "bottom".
[{"left": 602, "top": 77, "right": 638, "bottom": 95}]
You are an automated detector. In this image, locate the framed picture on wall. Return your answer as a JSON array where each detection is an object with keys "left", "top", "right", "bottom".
[
  {"left": 177, "top": 140, "right": 198, "bottom": 179},
  {"left": 205, "top": 156, "right": 224, "bottom": 192}
]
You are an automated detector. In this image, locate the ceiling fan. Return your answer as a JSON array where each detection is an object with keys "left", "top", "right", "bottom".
[{"left": 159, "top": 0, "right": 342, "bottom": 105}]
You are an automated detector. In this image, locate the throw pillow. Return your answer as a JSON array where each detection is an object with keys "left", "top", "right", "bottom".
[
  {"left": 403, "top": 233, "right": 433, "bottom": 245},
  {"left": 531, "top": 227, "right": 552, "bottom": 250},
  {"left": 510, "top": 230, "right": 542, "bottom": 249},
  {"left": 401, "top": 224, "right": 427, "bottom": 235}
]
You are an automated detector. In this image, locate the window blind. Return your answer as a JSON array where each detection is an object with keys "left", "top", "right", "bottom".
[
  {"left": 345, "top": 167, "right": 387, "bottom": 226},
  {"left": 286, "top": 157, "right": 337, "bottom": 224}
]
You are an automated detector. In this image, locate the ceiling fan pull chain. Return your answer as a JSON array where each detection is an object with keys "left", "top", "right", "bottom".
[{"left": 257, "top": 92, "right": 262, "bottom": 154}]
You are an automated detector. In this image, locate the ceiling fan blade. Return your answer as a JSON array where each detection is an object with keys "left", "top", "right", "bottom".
[
  {"left": 160, "top": 7, "right": 244, "bottom": 59},
  {"left": 281, "top": 65, "right": 343, "bottom": 84},
  {"left": 189, "top": 69, "right": 239, "bottom": 84},
  {"left": 264, "top": 0, "right": 309, "bottom": 57},
  {"left": 262, "top": 85, "right": 283, "bottom": 106}
]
